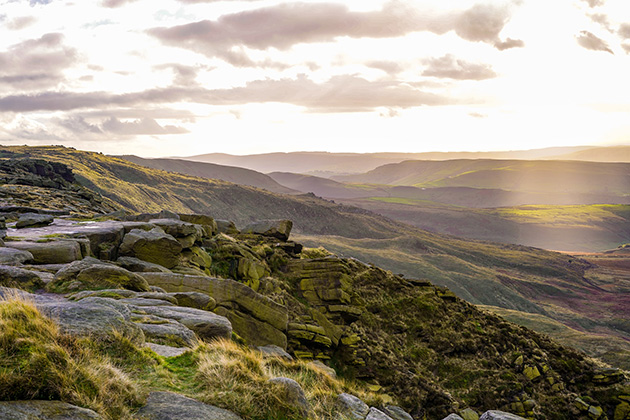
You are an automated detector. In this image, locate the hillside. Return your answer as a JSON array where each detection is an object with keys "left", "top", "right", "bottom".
[
  {"left": 120, "top": 155, "right": 298, "bottom": 195},
  {"left": 1, "top": 145, "right": 629, "bottom": 370},
  {"left": 551, "top": 145, "right": 630, "bottom": 162},
  {"left": 182, "top": 147, "right": 592, "bottom": 177},
  {"left": 334, "top": 159, "right": 630, "bottom": 197}
]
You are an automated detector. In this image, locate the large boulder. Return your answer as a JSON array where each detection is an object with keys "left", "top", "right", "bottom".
[
  {"left": 242, "top": 219, "right": 292, "bottom": 241},
  {"left": 337, "top": 393, "right": 370, "bottom": 420},
  {"left": 131, "top": 304, "right": 232, "bottom": 341},
  {"left": 116, "top": 256, "right": 172, "bottom": 273},
  {"left": 5, "top": 240, "right": 83, "bottom": 264},
  {"left": 215, "top": 306, "right": 287, "bottom": 348},
  {"left": 119, "top": 227, "right": 182, "bottom": 269},
  {"left": 15, "top": 213, "right": 54, "bottom": 229},
  {"left": 0, "top": 247, "right": 34, "bottom": 265},
  {"left": 38, "top": 299, "right": 145, "bottom": 345},
  {"left": 442, "top": 415, "right": 465, "bottom": 420},
  {"left": 48, "top": 257, "right": 149, "bottom": 293},
  {"left": 267, "top": 377, "right": 309, "bottom": 418},
  {"left": 0, "top": 265, "right": 45, "bottom": 290},
  {"left": 134, "top": 316, "right": 198, "bottom": 347},
  {"left": 0, "top": 400, "right": 101, "bottom": 420},
  {"left": 178, "top": 213, "right": 217, "bottom": 237},
  {"left": 69, "top": 223, "right": 125, "bottom": 260},
  {"left": 216, "top": 220, "right": 239, "bottom": 235},
  {"left": 479, "top": 411, "right": 527, "bottom": 420},
  {"left": 137, "top": 391, "right": 242, "bottom": 420},
  {"left": 149, "top": 219, "right": 204, "bottom": 247},
  {"left": 382, "top": 406, "right": 414, "bottom": 420}
]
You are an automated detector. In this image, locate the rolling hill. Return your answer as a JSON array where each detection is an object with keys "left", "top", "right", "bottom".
[
  {"left": 181, "top": 147, "right": 593, "bottom": 177},
  {"left": 550, "top": 145, "right": 630, "bottom": 162},
  {"left": 1, "top": 144, "right": 629, "bottom": 369},
  {"left": 120, "top": 155, "right": 298, "bottom": 195},
  {"left": 334, "top": 159, "right": 630, "bottom": 196}
]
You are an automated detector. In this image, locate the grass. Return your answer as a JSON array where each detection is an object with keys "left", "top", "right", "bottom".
[
  {"left": 0, "top": 293, "right": 143, "bottom": 419},
  {"left": 0, "top": 292, "right": 381, "bottom": 420}
]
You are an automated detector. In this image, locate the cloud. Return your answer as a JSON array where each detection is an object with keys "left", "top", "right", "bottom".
[
  {"left": 148, "top": 1, "right": 521, "bottom": 66},
  {"left": 468, "top": 112, "right": 487, "bottom": 118},
  {"left": 623, "top": 44, "right": 630, "bottom": 54},
  {"left": 576, "top": 30, "right": 613, "bottom": 54},
  {"left": 494, "top": 38, "right": 525, "bottom": 50},
  {"left": 101, "top": 0, "right": 136, "bottom": 7},
  {"left": 366, "top": 61, "right": 404, "bottom": 75},
  {"left": 588, "top": 13, "right": 612, "bottom": 32},
  {"left": 102, "top": 117, "right": 189, "bottom": 135},
  {"left": 0, "top": 33, "right": 77, "bottom": 89},
  {"left": 619, "top": 23, "right": 630, "bottom": 39},
  {"left": 0, "top": 74, "right": 457, "bottom": 113},
  {"left": 422, "top": 55, "right": 496, "bottom": 80},
  {"left": 5, "top": 16, "right": 37, "bottom": 30},
  {"left": 582, "top": 0, "right": 605, "bottom": 7},
  {"left": 58, "top": 116, "right": 103, "bottom": 134}
]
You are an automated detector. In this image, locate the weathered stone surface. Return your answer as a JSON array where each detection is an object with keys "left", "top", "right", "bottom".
[
  {"left": 69, "top": 224, "right": 125, "bottom": 260},
  {"left": 366, "top": 407, "right": 395, "bottom": 420},
  {"left": 181, "top": 246, "right": 212, "bottom": 270},
  {"left": 179, "top": 213, "right": 217, "bottom": 237},
  {"left": 15, "top": 212, "right": 54, "bottom": 228},
  {"left": 121, "top": 297, "right": 175, "bottom": 306},
  {"left": 117, "top": 256, "right": 172, "bottom": 273},
  {"left": 311, "top": 360, "right": 336, "bottom": 378},
  {"left": 167, "top": 291, "right": 215, "bottom": 310},
  {"left": 49, "top": 257, "right": 149, "bottom": 293},
  {"left": 150, "top": 218, "right": 203, "bottom": 240},
  {"left": 137, "top": 391, "right": 242, "bottom": 420},
  {"left": 215, "top": 306, "right": 287, "bottom": 348},
  {"left": 131, "top": 304, "right": 232, "bottom": 341},
  {"left": 141, "top": 273, "right": 288, "bottom": 331},
  {"left": 70, "top": 288, "right": 136, "bottom": 300},
  {"left": 442, "top": 415, "right": 465, "bottom": 420},
  {"left": 119, "top": 227, "right": 182, "bottom": 268},
  {"left": 0, "top": 400, "right": 102, "bottom": 420},
  {"left": 257, "top": 344, "right": 293, "bottom": 360},
  {"left": 125, "top": 210, "right": 180, "bottom": 222},
  {"left": 0, "top": 265, "right": 45, "bottom": 290},
  {"left": 242, "top": 219, "right": 292, "bottom": 241},
  {"left": 216, "top": 219, "right": 239, "bottom": 235},
  {"left": 77, "top": 296, "right": 133, "bottom": 319},
  {"left": 0, "top": 247, "right": 33, "bottom": 265},
  {"left": 145, "top": 342, "right": 190, "bottom": 358},
  {"left": 38, "top": 299, "right": 145, "bottom": 345},
  {"left": 268, "top": 377, "right": 309, "bottom": 418},
  {"left": 134, "top": 316, "right": 197, "bottom": 347},
  {"left": 5, "top": 240, "right": 83, "bottom": 264},
  {"left": 382, "top": 406, "right": 414, "bottom": 420},
  {"left": 338, "top": 393, "right": 369, "bottom": 420},
  {"left": 479, "top": 411, "right": 527, "bottom": 420}
]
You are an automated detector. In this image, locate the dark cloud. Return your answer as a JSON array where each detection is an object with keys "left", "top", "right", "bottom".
[
  {"left": 102, "top": 117, "right": 189, "bottom": 135},
  {"left": 619, "top": 23, "right": 630, "bottom": 39},
  {"left": 5, "top": 16, "right": 37, "bottom": 30},
  {"left": 0, "top": 74, "right": 456, "bottom": 113},
  {"left": 576, "top": 31, "right": 613, "bottom": 54},
  {"left": 494, "top": 38, "right": 525, "bottom": 50},
  {"left": 148, "top": 1, "right": 520, "bottom": 66},
  {"left": 59, "top": 116, "right": 103, "bottom": 134},
  {"left": 366, "top": 61, "right": 404, "bottom": 75},
  {"left": 0, "top": 33, "right": 76, "bottom": 89},
  {"left": 422, "top": 55, "right": 496, "bottom": 80},
  {"left": 582, "top": 0, "right": 605, "bottom": 7}
]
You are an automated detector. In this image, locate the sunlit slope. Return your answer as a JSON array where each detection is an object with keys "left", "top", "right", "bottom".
[
  {"left": 335, "top": 159, "right": 630, "bottom": 196},
  {"left": 550, "top": 145, "right": 630, "bottom": 162},
  {"left": 120, "top": 155, "right": 298, "bottom": 194},
  {"left": 339, "top": 198, "right": 630, "bottom": 252}
]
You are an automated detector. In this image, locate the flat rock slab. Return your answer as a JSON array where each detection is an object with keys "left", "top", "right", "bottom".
[
  {"left": 16, "top": 213, "right": 54, "bottom": 228},
  {"left": 132, "top": 304, "right": 232, "bottom": 341},
  {"left": 137, "top": 391, "right": 242, "bottom": 420},
  {"left": 242, "top": 219, "right": 292, "bottom": 241},
  {"left": 5, "top": 240, "right": 83, "bottom": 264},
  {"left": 0, "top": 400, "right": 101, "bottom": 419},
  {"left": 366, "top": 407, "right": 395, "bottom": 420},
  {"left": 0, "top": 265, "right": 45, "bottom": 290},
  {"left": 382, "top": 406, "right": 414, "bottom": 420},
  {"left": 145, "top": 342, "right": 190, "bottom": 358},
  {"left": 119, "top": 228, "right": 182, "bottom": 269},
  {"left": 0, "top": 247, "right": 34, "bottom": 265}
]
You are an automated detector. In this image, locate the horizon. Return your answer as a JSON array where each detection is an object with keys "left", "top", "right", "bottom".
[{"left": 1, "top": 0, "right": 630, "bottom": 157}]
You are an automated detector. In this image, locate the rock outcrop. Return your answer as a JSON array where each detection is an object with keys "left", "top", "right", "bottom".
[
  {"left": 0, "top": 400, "right": 102, "bottom": 420},
  {"left": 137, "top": 391, "right": 242, "bottom": 420}
]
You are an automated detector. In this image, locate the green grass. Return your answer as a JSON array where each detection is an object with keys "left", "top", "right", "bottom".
[{"left": 488, "top": 204, "right": 630, "bottom": 225}]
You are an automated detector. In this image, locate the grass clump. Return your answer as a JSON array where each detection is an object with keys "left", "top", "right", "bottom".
[
  {"left": 0, "top": 293, "right": 143, "bottom": 419},
  {"left": 194, "top": 339, "right": 383, "bottom": 420}
]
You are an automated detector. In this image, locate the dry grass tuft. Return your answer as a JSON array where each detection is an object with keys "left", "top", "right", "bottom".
[{"left": 0, "top": 294, "right": 143, "bottom": 420}]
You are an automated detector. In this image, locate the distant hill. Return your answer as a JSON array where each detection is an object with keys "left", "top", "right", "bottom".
[
  {"left": 2, "top": 145, "right": 629, "bottom": 369},
  {"left": 334, "top": 159, "right": 630, "bottom": 196},
  {"left": 550, "top": 145, "right": 630, "bottom": 162},
  {"left": 180, "top": 147, "right": 592, "bottom": 177},
  {"left": 120, "top": 155, "right": 298, "bottom": 195}
]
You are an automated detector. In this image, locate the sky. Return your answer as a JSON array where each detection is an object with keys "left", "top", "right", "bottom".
[{"left": 0, "top": 0, "right": 630, "bottom": 157}]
